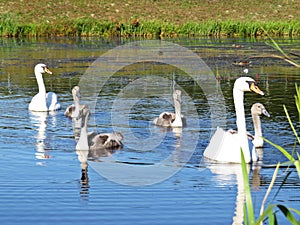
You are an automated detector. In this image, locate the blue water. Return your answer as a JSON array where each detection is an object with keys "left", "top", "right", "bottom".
[{"left": 0, "top": 37, "right": 299, "bottom": 225}]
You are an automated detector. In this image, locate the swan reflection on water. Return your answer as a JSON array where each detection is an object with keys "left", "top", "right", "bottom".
[
  {"left": 74, "top": 105, "right": 124, "bottom": 199},
  {"left": 75, "top": 137, "right": 124, "bottom": 201},
  {"left": 29, "top": 111, "right": 58, "bottom": 163},
  {"left": 76, "top": 148, "right": 89, "bottom": 201},
  {"left": 202, "top": 158, "right": 263, "bottom": 225}
]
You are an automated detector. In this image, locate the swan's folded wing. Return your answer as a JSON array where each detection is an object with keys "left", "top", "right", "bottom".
[
  {"left": 64, "top": 104, "right": 75, "bottom": 117},
  {"left": 203, "top": 127, "right": 226, "bottom": 161},
  {"left": 153, "top": 112, "right": 175, "bottom": 127},
  {"left": 204, "top": 127, "right": 250, "bottom": 163},
  {"left": 47, "top": 92, "right": 61, "bottom": 111},
  {"left": 98, "top": 132, "right": 123, "bottom": 148},
  {"left": 162, "top": 112, "right": 175, "bottom": 121}
]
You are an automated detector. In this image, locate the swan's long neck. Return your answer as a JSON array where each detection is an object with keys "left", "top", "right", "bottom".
[
  {"left": 172, "top": 94, "right": 182, "bottom": 127},
  {"left": 35, "top": 71, "right": 46, "bottom": 96},
  {"left": 81, "top": 111, "right": 89, "bottom": 137},
  {"left": 233, "top": 89, "right": 246, "bottom": 133},
  {"left": 233, "top": 87, "right": 250, "bottom": 162},
  {"left": 252, "top": 114, "right": 262, "bottom": 138},
  {"left": 73, "top": 95, "right": 80, "bottom": 118},
  {"left": 76, "top": 110, "right": 89, "bottom": 150},
  {"left": 73, "top": 95, "right": 81, "bottom": 129}
]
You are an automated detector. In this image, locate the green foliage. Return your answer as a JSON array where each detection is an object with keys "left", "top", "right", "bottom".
[
  {"left": 0, "top": 13, "right": 19, "bottom": 37},
  {"left": 241, "top": 152, "right": 300, "bottom": 224},
  {"left": 263, "top": 83, "right": 300, "bottom": 177},
  {"left": 1, "top": 13, "right": 300, "bottom": 37},
  {"left": 265, "top": 35, "right": 300, "bottom": 68},
  {"left": 295, "top": 84, "right": 300, "bottom": 121},
  {"left": 241, "top": 150, "right": 255, "bottom": 224},
  {"left": 242, "top": 83, "right": 300, "bottom": 224}
]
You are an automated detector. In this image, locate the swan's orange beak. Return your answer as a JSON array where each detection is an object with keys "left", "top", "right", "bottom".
[
  {"left": 45, "top": 67, "right": 52, "bottom": 75},
  {"left": 250, "top": 83, "right": 264, "bottom": 96}
]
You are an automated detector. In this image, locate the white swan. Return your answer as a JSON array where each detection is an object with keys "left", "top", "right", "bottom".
[
  {"left": 153, "top": 89, "right": 186, "bottom": 127},
  {"left": 76, "top": 106, "right": 90, "bottom": 151},
  {"left": 248, "top": 103, "right": 270, "bottom": 148},
  {"left": 76, "top": 106, "right": 123, "bottom": 151},
  {"left": 203, "top": 77, "right": 264, "bottom": 163},
  {"left": 223, "top": 102, "right": 270, "bottom": 148},
  {"left": 64, "top": 86, "right": 86, "bottom": 118},
  {"left": 29, "top": 63, "right": 61, "bottom": 111}
]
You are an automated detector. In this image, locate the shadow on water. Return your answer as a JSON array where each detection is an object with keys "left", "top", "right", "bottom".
[{"left": 0, "top": 37, "right": 299, "bottom": 224}]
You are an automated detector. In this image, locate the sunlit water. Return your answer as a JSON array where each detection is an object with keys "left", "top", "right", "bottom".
[{"left": 0, "top": 37, "right": 299, "bottom": 224}]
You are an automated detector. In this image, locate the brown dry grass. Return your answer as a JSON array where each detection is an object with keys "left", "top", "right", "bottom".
[{"left": 1, "top": 0, "right": 299, "bottom": 25}]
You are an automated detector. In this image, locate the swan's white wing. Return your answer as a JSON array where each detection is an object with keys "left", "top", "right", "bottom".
[
  {"left": 203, "top": 127, "right": 227, "bottom": 161},
  {"left": 47, "top": 92, "right": 61, "bottom": 111},
  {"left": 64, "top": 104, "right": 75, "bottom": 117},
  {"left": 203, "top": 127, "right": 247, "bottom": 163},
  {"left": 29, "top": 93, "right": 48, "bottom": 111}
]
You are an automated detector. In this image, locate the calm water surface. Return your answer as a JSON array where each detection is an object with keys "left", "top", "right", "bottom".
[{"left": 0, "top": 37, "right": 299, "bottom": 225}]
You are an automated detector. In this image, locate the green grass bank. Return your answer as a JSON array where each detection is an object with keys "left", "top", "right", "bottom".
[{"left": 1, "top": 0, "right": 300, "bottom": 37}]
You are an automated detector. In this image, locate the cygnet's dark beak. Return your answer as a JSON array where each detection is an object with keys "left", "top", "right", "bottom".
[{"left": 262, "top": 108, "right": 270, "bottom": 117}]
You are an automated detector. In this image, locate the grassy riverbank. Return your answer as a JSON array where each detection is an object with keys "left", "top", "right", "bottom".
[{"left": 1, "top": 0, "right": 300, "bottom": 37}]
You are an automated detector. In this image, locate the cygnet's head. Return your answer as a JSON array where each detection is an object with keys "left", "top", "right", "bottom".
[
  {"left": 173, "top": 89, "right": 182, "bottom": 103},
  {"left": 72, "top": 86, "right": 81, "bottom": 98},
  {"left": 251, "top": 103, "right": 270, "bottom": 117}
]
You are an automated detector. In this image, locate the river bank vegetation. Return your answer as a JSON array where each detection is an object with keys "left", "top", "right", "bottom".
[{"left": 0, "top": 0, "right": 299, "bottom": 37}]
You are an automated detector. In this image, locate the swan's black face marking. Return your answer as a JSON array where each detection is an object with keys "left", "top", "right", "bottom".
[
  {"left": 246, "top": 80, "right": 256, "bottom": 87},
  {"left": 247, "top": 81, "right": 264, "bottom": 96},
  {"left": 42, "top": 66, "right": 52, "bottom": 74}
]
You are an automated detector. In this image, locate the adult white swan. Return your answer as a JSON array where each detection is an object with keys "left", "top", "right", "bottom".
[
  {"left": 153, "top": 89, "right": 186, "bottom": 127},
  {"left": 28, "top": 63, "right": 61, "bottom": 111},
  {"left": 203, "top": 77, "right": 264, "bottom": 163}
]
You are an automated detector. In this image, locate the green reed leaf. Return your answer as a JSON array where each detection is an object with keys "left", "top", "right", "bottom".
[
  {"left": 241, "top": 150, "right": 255, "bottom": 224},
  {"left": 283, "top": 105, "right": 300, "bottom": 145},
  {"left": 263, "top": 138, "right": 294, "bottom": 161},
  {"left": 277, "top": 205, "right": 300, "bottom": 225}
]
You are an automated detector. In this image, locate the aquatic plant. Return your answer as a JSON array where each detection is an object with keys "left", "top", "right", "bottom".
[
  {"left": 242, "top": 84, "right": 300, "bottom": 224},
  {"left": 264, "top": 83, "right": 300, "bottom": 176},
  {"left": 264, "top": 34, "right": 300, "bottom": 68},
  {"left": 241, "top": 153, "right": 300, "bottom": 224}
]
